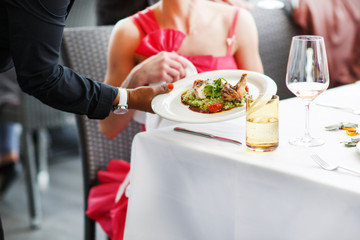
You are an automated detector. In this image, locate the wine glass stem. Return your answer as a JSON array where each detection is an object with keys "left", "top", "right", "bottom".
[{"left": 304, "top": 101, "right": 312, "bottom": 141}]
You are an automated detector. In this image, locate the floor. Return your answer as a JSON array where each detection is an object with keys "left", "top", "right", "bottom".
[
  {"left": 0, "top": 0, "right": 108, "bottom": 239},
  {"left": 0, "top": 126, "right": 107, "bottom": 240}
]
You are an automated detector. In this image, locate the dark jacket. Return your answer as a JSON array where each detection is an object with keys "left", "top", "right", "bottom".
[{"left": 0, "top": 0, "right": 117, "bottom": 119}]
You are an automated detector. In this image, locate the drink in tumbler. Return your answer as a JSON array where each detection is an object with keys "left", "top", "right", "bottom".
[{"left": 246, "top": 95, "right": 279, "bottom": 152}]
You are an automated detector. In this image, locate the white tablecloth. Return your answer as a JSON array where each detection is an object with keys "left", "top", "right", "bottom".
[{"left": 124, "top": 82, "right": 360, "bottom": 240}]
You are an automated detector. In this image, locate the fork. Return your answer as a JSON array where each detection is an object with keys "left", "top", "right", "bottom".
[{"left": 311, "top": 154, "right": 360, "bottom": 176}]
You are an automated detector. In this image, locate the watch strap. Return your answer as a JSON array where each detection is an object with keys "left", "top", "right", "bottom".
[
  {"left": 112, "top": 87, "right": 128, "bottom": 113},
  {"left": 118, "top": 87, "right": 128, "bottom": 108}
]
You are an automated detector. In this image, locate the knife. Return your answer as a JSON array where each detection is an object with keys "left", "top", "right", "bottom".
[{"left": 174, "top": 127, "right": 242, "bottom": 145}]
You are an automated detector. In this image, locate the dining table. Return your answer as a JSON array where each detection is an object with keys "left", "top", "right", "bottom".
[{"left": 123, "top": 81, "right": 360, "bottom": 240}]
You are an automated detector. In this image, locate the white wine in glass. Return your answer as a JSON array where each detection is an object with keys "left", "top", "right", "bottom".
[{"left": 286, "top": 35, "right": 329, "bottom": 147}]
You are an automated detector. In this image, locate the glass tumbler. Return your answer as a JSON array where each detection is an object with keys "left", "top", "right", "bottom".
[{"left": 246, "top": 95, "right": 279, "bottom": 152}]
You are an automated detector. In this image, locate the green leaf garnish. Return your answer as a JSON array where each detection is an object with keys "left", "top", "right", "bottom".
[
  {"left": 204, "top": 78, "right": 227, "bottom": 98},
  {"left": 344, "top": 138, "right": 360, "bottom": 147},
  {"left": 325, "top": 122, "right": 358, "bottom": 131},
  {"left": 325, "top": 124, "right": 343, "bottom": 131}
]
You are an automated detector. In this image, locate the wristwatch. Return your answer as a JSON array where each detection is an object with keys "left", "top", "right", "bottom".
[{"left": 112, "top": 87, "right": 128, "bottom": 114}]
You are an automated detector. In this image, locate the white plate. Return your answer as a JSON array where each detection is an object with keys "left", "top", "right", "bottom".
[
  {"left": 180, "top": 56, "right": 198, "bottom": 77},
  {"left": 135, "top": 56, "right": 198, "bottom": 124},
  {"left": 357, "top": 141, "right": 360, "bottom": 153},
  {"left": 151, "top": 69, "right": 277, "bottom": 123}
]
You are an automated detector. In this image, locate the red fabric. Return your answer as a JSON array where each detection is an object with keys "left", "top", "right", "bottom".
[
  {"left": 87, "top": 7, "right": 243, "bottom": 240},
  {"left": 293, "top": 0, "right": 360, "bottom": 87},
  {"left": 86, "top": 160, "right": 130, "bottom": 240},
  {"left": 131, "top": 8, "right": 239, "bottom": 73}
]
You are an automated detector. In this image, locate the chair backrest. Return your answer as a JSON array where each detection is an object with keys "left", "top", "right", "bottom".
[
  {"left": 20, "top": 93, "right": 75, "bottom": 130},
  {"left": 251, "top": 0, "right": 300, "bottom": 99},
  {"left": 0, "top": 68, "right": 73, "bottom": 129},
  {"left": 61, "top": 25, "right": 142, "bottom": 193},
  {"left": 61, "top": 25, "right": 142, "bottom": 240}
]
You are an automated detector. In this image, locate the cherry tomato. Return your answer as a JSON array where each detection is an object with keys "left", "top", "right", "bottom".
[
  {"left": 193, "top": 79, "right": 204, "bottom": 87},
  {"left": 208, "top": 102, "right": 223, "bottom": 113},
  {"left": 245, "top": 85, "right": 249, "bottom": 92}
]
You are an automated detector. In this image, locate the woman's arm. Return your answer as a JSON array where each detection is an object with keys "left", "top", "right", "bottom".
[
  {"left": 98, "top": 18, "right": 186, "bottom": 139},
  {"left": 98, "top": 18, "right": 139, "bottom": 139},
  {"left": 233, "top": 8, "right": 264, "bottom": 73}
]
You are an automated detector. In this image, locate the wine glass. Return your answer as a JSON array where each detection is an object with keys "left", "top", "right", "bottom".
[{"left": 286, "top": 35, "right": 330, "bottom": 147}]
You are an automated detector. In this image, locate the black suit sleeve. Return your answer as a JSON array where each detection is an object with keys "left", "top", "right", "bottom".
[{"left": 0, "top": 0, "right": 117, "bottom": 119}]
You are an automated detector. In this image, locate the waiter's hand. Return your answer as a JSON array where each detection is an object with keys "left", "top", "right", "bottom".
[{"left": 127, "top": 83, "right": 174, "bottom": 113}]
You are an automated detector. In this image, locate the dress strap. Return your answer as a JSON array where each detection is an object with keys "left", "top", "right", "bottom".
[
  {"left": 226, "top": 8, "right": 240, "bottom": 56},
  {"left": 131, "top": 8, "right": 160, "bottom": 38}
]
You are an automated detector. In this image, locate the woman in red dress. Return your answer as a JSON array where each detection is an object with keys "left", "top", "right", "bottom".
[{"left": 87, "top": 0, "right": 263, "bottom": 239}]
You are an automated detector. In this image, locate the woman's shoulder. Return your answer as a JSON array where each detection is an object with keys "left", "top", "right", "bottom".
[
  {"left": 206, "top": 1, "right": 252, "bottom": 22},
  {"left": 112, "top": 16, "right": 141, "bottom": 40},
  {"left": 107, "top": 17, "right": 142, "bottom": 57},
  {"left": 210, "top": 3, "right": 256, "bottom": 34}
]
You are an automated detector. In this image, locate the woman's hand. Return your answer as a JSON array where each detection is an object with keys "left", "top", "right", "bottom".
[
  {"left": 122, "top": 52, "right": 186, "bottom": 88},
  {"left": 127, "top": 83, "right": 174, "bottom": 113}
]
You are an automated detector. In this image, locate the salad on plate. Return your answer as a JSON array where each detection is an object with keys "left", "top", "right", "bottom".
[{"left": 181, "top": 73, "right": 249, "bottom": 113}]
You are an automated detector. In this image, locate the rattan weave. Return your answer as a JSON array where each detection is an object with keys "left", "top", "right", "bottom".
[{"left": 62, "top": 25, "right": 142, "bottom": 240}]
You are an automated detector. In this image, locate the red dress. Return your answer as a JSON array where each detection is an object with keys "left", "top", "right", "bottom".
[
  {"left": 133, "top": 7, "right": 239, "bottom": 73},
  {"left": 86, "top": 7, "right": 240, "bottom": 240},
  {"left": 86, "top": 160, "right": 130, "bottom": 240}
]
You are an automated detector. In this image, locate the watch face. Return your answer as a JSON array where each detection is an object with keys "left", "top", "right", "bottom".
[{"left": 113, "top": 106, "right": 128, "bottom": 114}]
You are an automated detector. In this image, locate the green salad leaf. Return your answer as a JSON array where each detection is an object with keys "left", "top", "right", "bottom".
[
  {"left": 204, "top": 78, "right": 227, "bottom": 98},
  {"left": 344, "top": 138, "right": 360, "bottom": 147}
]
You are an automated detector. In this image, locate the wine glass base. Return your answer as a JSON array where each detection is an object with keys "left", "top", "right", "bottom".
[{"left": 289, "top": 137, "right": 325, "bottom": 147}]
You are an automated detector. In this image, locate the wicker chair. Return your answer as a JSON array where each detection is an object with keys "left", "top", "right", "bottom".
[
  {"left": 251, "top": 0, "right": 300, "bottom": 99},
  {"left": 0, "top": 68, "right": 75, "bottom": 229},
  {"left": 21, "top": 93, "right": 75, "bottom": 228},
  {"left": 61, "top": 26, "right": 142, "bottom": 240}
]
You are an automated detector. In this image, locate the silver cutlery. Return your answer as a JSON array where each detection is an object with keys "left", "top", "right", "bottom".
[
  {"left": 311, "top": 154, "right": 360, "bottom": 176},
  {"left": 316, "top": 103, "right": 360, "bottom": 115},
  {"left": 174, "top": 127, "right": 242, "bottom": 145}
]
